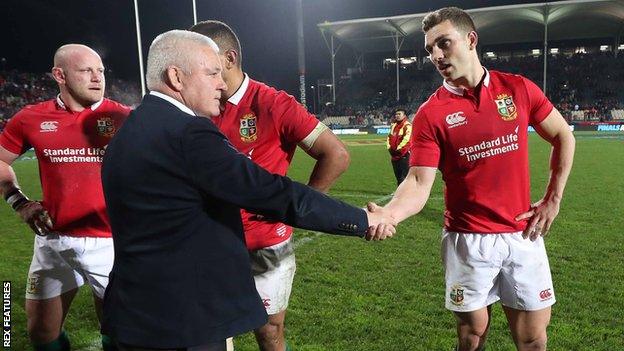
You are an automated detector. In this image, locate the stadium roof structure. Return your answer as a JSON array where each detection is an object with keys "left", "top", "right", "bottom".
[{"left": 317, "top": 0, "right": 624, "bottom": 101}]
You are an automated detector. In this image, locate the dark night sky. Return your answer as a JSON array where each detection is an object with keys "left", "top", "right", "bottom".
[{"left": 1, "top": 0, "right": 539, "bottom": 96}]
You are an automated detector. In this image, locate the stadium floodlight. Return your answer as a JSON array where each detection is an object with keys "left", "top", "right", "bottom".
[
  {"left": 575, "top": 47, "right": 586, "bottom": 54},
  {"left": 619, "top": 44, "right": 624, "bottom": 50},
  {"left": 600, "top": 45, "right": 609, "bottom": 51},
  {"left": 531, "top": 49, "right": 541, "bottom": 55},
  {"left": 399, "top": 57, "right": 417, "bottom": 65},
  {"left": 486, "top": 51, "right": 496, "bottom": 58},
  {"left": 550, "top": 48, "right": 559, "bottom": 54}
]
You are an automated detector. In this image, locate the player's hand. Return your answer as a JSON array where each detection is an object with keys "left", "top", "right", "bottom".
[
  {"left": 16, "top": 201, "right": 54, "bottom": 236},
  {"left": 364, "top": 202, "right": 397, "bottom": 241},
  {"left": 515, "top": 198, "right": 560, "bottom": 241}
]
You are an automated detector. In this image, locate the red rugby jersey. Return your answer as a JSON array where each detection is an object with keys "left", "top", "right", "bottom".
[
  {"left": 212, "top": 76, "right": 319, "bottom": 250},
  {"left": 410, "top": 69, "right": 553, "bottom": 233},
  {"left": 0, "top": 97, "right": 130, "bottom": 237}
]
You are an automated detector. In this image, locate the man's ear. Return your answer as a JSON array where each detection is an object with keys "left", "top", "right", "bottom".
[
  {"left": 51, "top": 67, "right": 65, "bottom": 85},
  {"left": 468, "top": 30, "right": 478, "bottom": 50},
  {"left": 165, "top": 66, "right": 184, "bottom": 91},
  {"left": 223, "top": 49, "right": 239, "bottom": 69}
]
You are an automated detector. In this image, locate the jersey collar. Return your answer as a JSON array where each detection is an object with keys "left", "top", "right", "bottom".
[
  {"left": 442, "top": 68, "right": 490, "bottom": 96},
  {"left": 227, "top": 73, "right": 250, "bottom": 106},
  {"left": 149, "top": 91, "right": 196, "bottom": 116},
  {"left": 56, "top": 94, "right": 103, "bottom": 111}
]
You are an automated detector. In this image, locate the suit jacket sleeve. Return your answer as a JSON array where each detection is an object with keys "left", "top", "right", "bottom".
[{"left": 181, "top": 117, "right": 368, "bottom": 237}]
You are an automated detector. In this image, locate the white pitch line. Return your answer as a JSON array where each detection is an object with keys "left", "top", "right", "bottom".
[
  {"left": 293, "top": 192, "right": 443, "bottom": 249},
  {"left": 293, "top": 234, "right": 321, "bottom": 249},
  {"left": 371, "top": 192, "right": 394, "bottom": 204},
  {"left": 77, "top": 339, "right": 101, "bottom": 351},
  {"left": 293, "top": 192, "right": 394, "bottom": 249}
]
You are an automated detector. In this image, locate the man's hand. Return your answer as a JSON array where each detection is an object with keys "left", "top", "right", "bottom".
[
  {"left": 515, "top": 198, "right": 560, "bottom": 241},
  {"left": 16, "top": 201, "right": 54, "bottom": 236},
  {"left": 364, "top": 201, "right": 397, "bottom": 241}
]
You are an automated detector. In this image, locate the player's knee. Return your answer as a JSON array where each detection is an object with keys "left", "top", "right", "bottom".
[
  {"left": 517, "top": 334, "right": 547, "bottom": 351},
  {"left": 462, "top": 321, "right": 489, "bottom": 339},
  {"left": 27, "top": 318, "right": 60, "bottom": 344},
  {"left": 256, "top": 319, "right": 284, "bottom": 341},
  {"left": 27, "top": 327, "right": 59, "bottom": 345},
  {"left": 458, "top": 334, "right": 486, "bottom": 351},
  {"left": 457, "top": 324, "right": 489, "bottom": 351}
]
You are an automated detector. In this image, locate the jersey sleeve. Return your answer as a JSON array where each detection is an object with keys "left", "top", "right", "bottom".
[
  {"left": 0, "top": 110, "right": 30, "bottom": 155},
  {"left": 522, "top": 77, "right": 554, "bottom": 126},
  {"left": 271, "top": 91, "right": 318, "bottom": 144},
  {"left": 106, "top": 99, "right": 132, "bottom": 122},
  {"left": 409, "top": 109, "right": 440, "bottom": 168}
]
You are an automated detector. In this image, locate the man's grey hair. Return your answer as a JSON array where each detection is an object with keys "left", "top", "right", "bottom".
[{"left": 145, "top": 30, "right": 219, "bottom": 90}]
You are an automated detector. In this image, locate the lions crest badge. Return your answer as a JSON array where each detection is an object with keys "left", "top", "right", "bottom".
[
  {"left": 26, "top": 274, "right": 40, "bottom": 295},
  {"left": 495, "top": 93, "right": 517, "bottom": 121},
  {"left": 239, "top": 113, "right": 258, "bottom": 142},
  {"left": 450, "top": 284, "right": 465, "bottom": 306},
  {"left": 96, "top": 117, "right": 115, "bottom": 137}
]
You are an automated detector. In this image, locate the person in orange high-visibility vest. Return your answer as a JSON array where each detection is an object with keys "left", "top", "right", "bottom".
[{"left": 386, "top": 109, "right": 412, "bottom": 185}]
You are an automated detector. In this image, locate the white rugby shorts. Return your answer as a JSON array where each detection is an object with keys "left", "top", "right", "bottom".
[
  {"left": 442, "top": 230, "right": 555, "bottom": 312},
  {"left": 26, "top": 234, "right": 114, "bottom": 300},
  {"left": 249, "top": 237, "right": 296, "bottom": 315}
]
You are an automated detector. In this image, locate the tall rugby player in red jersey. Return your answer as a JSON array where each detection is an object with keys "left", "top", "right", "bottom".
[
  {"left": 369, "top": 7, "right": 575, "bottom": 351},
  {"left": 0, "top": 45, "right": 130, "bottom": 350},
  {"left": 189, "top": 21, "right": 350, "bottom": 351}
]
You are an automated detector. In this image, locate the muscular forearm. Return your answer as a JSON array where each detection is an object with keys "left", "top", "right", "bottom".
[
  {"left": 385, "top": 170, "right": 434, "bottom": 222},
  {"left": 0, "top": 160, "right": 33, "bottom": 214},
  {"left": 0, "top": 160, "right": 20, "bottom": 197},
  {"left": 544, "top": 131, "right": 575, "bottom": 203},
  {"left": 307, "top": 150, "right": 350, "bottom": 193}
]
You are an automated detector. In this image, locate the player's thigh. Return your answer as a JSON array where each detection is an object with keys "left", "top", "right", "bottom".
[
  {"left": 502, "top": 305, "right": 551, "bottom": 343},
  {"left": 250, "top": 238, "right": 296, "bottom": 316},
  {"left": 26, "top": 234, "right": 85, "bottom": 301},
  {"left": 454, "top": 305, "right": 492, "bottom": 336},
  {"left": 442, "top": 231, "right": 504, "bottom": 312}
]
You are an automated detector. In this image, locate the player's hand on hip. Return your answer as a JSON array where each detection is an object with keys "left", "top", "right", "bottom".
[
  {"left": 16, "top": 201, "right": 54, "bottom": 236},
  {"left": 515, "top": 198, "right": 560, "bottom": 241},
  {"left": 364, "top": 202, "right": 397, "bottom": 241}
]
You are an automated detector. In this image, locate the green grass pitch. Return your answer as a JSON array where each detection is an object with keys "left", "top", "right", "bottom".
[{"left": 1, "top": 131, "right": 622, "bottom": 350}]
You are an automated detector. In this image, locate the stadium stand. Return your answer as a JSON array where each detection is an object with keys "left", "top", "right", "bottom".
[
  {"left": 317, "top": 0, "right": 624, "bottom": 128},
  {"left": 319, "top": 51, "right": 624, "bottom": 127},
  {"left": 3, "top": 50, "right": 622, "bottom": 133},
  {"left": 0, "top": 69, "right": 140, "bottom": 131}
]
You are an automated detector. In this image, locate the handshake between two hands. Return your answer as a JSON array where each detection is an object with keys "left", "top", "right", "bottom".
[{"left": 364, "top": 202, "right": 397, "bottom": 241}]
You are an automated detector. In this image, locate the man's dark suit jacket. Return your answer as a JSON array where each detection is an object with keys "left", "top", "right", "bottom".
[{"left": 101, "top": 94, "right": 367, "bottom": 349}]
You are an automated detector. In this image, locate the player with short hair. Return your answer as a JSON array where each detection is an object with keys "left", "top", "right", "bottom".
[
  {"left": 189, "top": 21, "right": 350, "bottom": 351},
  {"left": 0, "top": 44, "right": 130, "bottom": 351},
  {"left": 369, "top": 7, "right": 575, "bottom": 351},
  {"left": 386, "top": 108, "right": 412, "bottom": 185}
]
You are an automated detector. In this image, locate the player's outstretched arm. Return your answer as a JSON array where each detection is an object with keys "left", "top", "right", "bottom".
[
  {"left": 515, "top": 108, "right": 575, "bottom": 240},
  {"left": 301, "top": 128, "right": 350, "bottom": 193},
  {"left": 373, "top": 166, "right": 437, "bottom": 223},
  {"left": 0, "top": 146, "right": 53, "bottom": 235}
]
